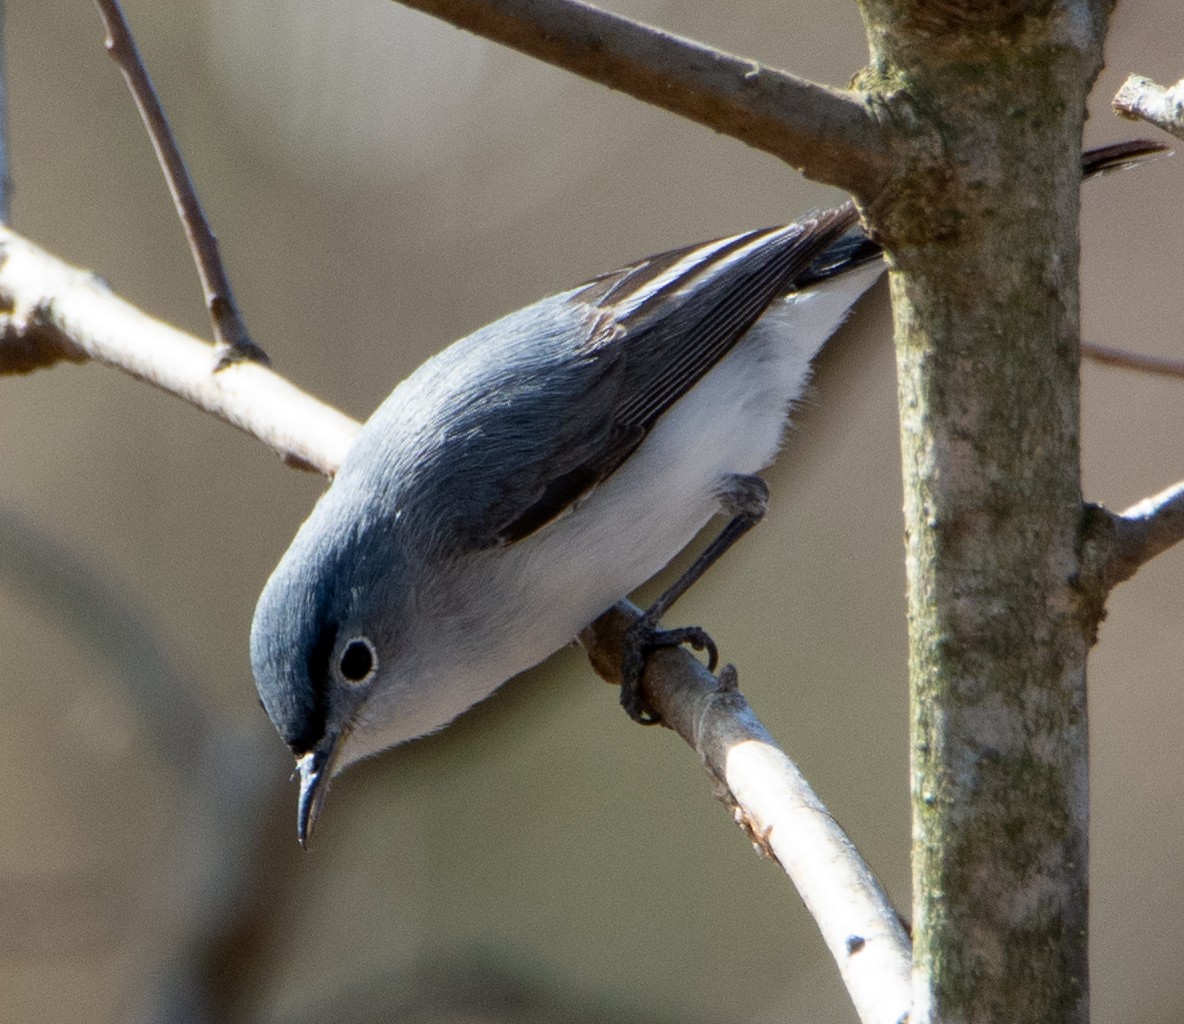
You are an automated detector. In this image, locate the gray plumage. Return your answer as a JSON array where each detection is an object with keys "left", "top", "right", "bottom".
[
  {"left": 251, "top": 204, "right": 880, "bottom": 841},
  {"left": 249, "top": 137, "right": 1164, "bottom": 845}
]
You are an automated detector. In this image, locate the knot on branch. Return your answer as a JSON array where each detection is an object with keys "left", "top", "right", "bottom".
[
  {"left": 1077, "top": 483, "right": 1184, "bottom": 627},
  {"left": 0, "top": 320, "right": 87, "bottom": 374},
  {"left": 0, "top": 283, "right": 88, "bottom": 375},
  {"left": 1073, "top": 503, "right": 1120, "bottom": 644}
]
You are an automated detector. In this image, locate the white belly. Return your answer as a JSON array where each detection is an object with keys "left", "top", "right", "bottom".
[
  {"left": 346, "top": 262, "right": 883, "bottom": 764},
  {"left": 451, "top": 264, "right": 882, "bottom": 693}
]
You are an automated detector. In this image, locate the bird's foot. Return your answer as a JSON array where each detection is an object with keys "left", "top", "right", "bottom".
[{"left": 619, "top": 619, "right": 719, "bottom": 725}]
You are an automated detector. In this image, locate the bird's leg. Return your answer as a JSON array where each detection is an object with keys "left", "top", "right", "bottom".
[{"left": 620, "top": 474, "right": 768, "bottom": 724}]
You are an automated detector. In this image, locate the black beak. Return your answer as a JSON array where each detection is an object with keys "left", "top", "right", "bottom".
[{"left": 295, "top": 732, "right": 342, "bottom": 848}]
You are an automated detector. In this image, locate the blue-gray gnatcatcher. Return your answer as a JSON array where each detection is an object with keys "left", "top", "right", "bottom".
[{"left": 249, "top": 141, "right": 1163, "bottom": 845}]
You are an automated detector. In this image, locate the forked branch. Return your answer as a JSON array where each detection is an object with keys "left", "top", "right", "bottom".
[
  {"left": 0, "top": 227, "right": 357, "bottom": 475},
  {"left": 94, "top": 0, "right": 268, "bottom": 366}
]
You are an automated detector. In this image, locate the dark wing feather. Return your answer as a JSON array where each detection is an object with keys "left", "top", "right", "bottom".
[
  {"left": 356, "top": 143, "right": 1163, "bottom": 556},
  {"left": 489, "top": 143, "right": 1170, "bottom": 544},
  {"left": 492, "top": 204, "right": 859, "bottom": 544}
]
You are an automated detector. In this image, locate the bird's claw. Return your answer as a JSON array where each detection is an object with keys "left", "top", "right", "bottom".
[{"left": 619, "top": 620, "right": 719, "bottom": 725}]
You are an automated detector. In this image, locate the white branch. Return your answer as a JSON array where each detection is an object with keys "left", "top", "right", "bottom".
[
  {"left": 0, "top": 227, "right": 359, "bottom": 475},
  {"left": 1113, "top": 74, "right": 1184, "bottom": 141},
  {"left": 1104, "top": 480, "right": 1184, "bottom": 588},
  {"left": 581, "top": 604, "right": 912, "bottom": 1024}
]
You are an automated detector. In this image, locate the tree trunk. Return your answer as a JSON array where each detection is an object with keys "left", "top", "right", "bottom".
[{"left": 856, "top": 2, "right": 1111, "bottom": 1020}]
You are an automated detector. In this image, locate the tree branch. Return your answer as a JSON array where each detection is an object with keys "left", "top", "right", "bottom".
[
  {"left": 0, "top": 227, "right": 359, "bottom": 475},
  {"left": 1082, "top": 340, "right": 1184, "bottom": 380},
  {"left": 581, "top": 603, "right": 912, "bottom": 1024},
  {"left": 1113, "top": 74, "right": 1184, "bottom": 142},
  {"left": 387, "top": 0, "right": 889, "bottom": 199},
  {"left": 94, "top": 0, "right": 268, "bottom": 366},
  {"left": 1089, "top": 482, "right": 1184, "bottom": 592}
]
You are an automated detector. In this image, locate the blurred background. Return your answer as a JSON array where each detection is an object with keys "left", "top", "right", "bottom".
[{"left": 3, "top": 1, "right": 1183, "bottom": 1021}]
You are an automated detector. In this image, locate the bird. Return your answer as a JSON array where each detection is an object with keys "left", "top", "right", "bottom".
[{"left": 249, "top": 140, "right": 1165, "bottom": 846}]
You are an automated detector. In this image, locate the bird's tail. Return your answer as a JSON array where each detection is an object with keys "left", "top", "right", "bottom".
[{"left": 794, "top": 138, "right": 1170, "bottom": 289}]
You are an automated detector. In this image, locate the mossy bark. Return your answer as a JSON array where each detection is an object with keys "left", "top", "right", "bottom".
[{"left": 854, "top": 2, "right": 1112, "bottom": 1021}]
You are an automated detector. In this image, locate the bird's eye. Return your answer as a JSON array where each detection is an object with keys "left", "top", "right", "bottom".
[{"left": 338, "top": 637, "right": 377, "bottom": 684}]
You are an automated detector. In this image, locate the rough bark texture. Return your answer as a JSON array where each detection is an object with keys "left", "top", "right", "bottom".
[{"left": 854, "top": 2, "right": 1111, "bottom": 1021}]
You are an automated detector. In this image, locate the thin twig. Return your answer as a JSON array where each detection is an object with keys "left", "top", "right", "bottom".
[
  {"left": 388, "top": 0, "right": 888, "bottom": 199},
  {"left": 581, "top": 604, "right": 913, "bottom": 1024},
  {"left": 1101, "top": 481, "right": 1184, "bottom": 589},
  {"left": 0, "top": 227, "right": 357, "bottom": 474},
  {"left": 1082, "top": 341, "right": 1184, "bottom": 380},
  {"left": 94, "top": 0, "right": 268, "bottom": 367},
  {"left": 1113, "top": 74, "right": 1184, "bottom": 142}
]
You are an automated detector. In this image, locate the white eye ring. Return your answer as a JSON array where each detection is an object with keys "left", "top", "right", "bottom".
[{"left": 338, "top": 637, "right": 378, "bottom": 685}]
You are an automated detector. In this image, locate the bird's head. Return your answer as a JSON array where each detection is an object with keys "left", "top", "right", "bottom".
[{"left": 249, "top": 495, "right": 440, "bottom": 847}]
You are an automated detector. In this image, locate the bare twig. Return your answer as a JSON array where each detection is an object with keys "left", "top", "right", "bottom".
[
  {"left": 94, "top": 0, "right": 268, "bottom": 367},
  {"left": 1082, "top": 341, "right": 1184, "bottom": 380},
  {"left": 0, "top": 227, "right": 358, "bottom": 474},
  {"left": 388, "top": 0, "right": 888, "bottom": 199},
  {"left": 581, "top": 603, "right": 913, "bottom": 1024},
  {"left": 1100, "top": 481, "right": 1184, "bottom": 590},
  {"left": 1113, "top": 74, "right": 1184, "bottom": 142}
]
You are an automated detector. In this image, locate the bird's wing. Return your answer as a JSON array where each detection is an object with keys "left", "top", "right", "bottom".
[
  {"left": 361, "top": 203, "right": 865, "bottom": 553},
  {"left": 392, "top": 139, "right": 1170, "bottom": 553},
  {"left": 497, "top": 208, "right": 861, "bottom": 546}
]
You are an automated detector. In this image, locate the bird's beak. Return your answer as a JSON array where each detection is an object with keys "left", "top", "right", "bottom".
[{"left": 295, "top": 732, "right": 343, "bottom": 848}]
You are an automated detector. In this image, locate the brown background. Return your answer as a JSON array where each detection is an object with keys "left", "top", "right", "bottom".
[{"left": 3, "top": 1, "right": 1183, "bottom": 1021}]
